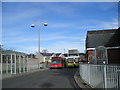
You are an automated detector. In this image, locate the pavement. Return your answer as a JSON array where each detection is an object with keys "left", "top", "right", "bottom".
[
  {"left": 74, "top": 69, "right": 92, "bottom": 88},
  {"left": 2, "top": 67, "right": 49, "bottom": 80}
]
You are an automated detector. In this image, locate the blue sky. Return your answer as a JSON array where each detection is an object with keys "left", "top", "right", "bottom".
[{"left": 2, "top": 2, "right": 118, "bottom": 54}]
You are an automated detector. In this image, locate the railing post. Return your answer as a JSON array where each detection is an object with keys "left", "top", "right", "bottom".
[
  {"left": 24, "top": 56, "right": 26, "bottom": 72},
  {"left": 23, "top": 56, "right": 25, "bottom": 73},
  {"left": 104, "top": 64, "right": 107, "bottom": 88},
  {"left": 25, "top": 56, "right": 27, "bottom": 72},
  {"left": 117, "top": 66, "right": 120, "bottom": 90},
  {"left": 19, "top": 56, "right": 21, "bottom": 73},
  {"left": 6, "top": 56, "right": 8, "bottom": 74},
  {"left": 1, "top": 54, "right": 2, "bottom": 74},
  {"left": 115, "top": 66, "right": 118, "bottom": 88},
  {"left": 14, "top": 54, "right": 16, "bottom": 74},
  {"left": 26, "top": 56, "right": 28, "bottom": 72},
  {"left": 88, "top": 63, "right": 91, "bottom": 85},
  {"left": 11, "top": 54, "right": 12, "bottom": 74}
]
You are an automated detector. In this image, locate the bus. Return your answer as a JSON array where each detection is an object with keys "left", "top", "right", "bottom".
[
  {"left": 74, "top": 57, "right": 79, "bottom": 67},
  {"left": 66, "top": 56, "right": 80, "bottom": 67},
  {"left": 49, "top": 56, "right": 66, "bottom": 69},
  {"left": 66, "top": 57, "right": 74, "bottom": 67}
]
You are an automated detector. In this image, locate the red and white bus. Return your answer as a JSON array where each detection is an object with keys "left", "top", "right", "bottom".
[{"left": 49, "top": 56, "right": 66, "bottom": 69}]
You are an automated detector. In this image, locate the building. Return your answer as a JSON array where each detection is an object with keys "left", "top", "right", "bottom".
[
  {"left": 27, "top": 53, "right": 36, "bottom": 58},
  {"left": 85, "top": 28, "right": 120, "bottom": 64},
  {"left": 68, "top": 49, "right": 79, "bottom": 54},
  {"left": 1, "top": 49, "right": 27, "bottom": 74},
  {"left": 51, "top": 53, "right": 65, "bottom": 57},
  {"left": 40, "top": 53, "right": 53, "bottom": 62},
  {"left": 105, "top": 28, "right": 120, "bottom": 64}
]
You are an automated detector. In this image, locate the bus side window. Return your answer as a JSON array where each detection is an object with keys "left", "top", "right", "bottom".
[
  {"left": 63, "top": 59, "right": 65, "bottom": 63},
  {"left": 61, "top": 59, "right": 63, "bottom": 63},
  {"left": 62, "top": 59, "right": 65, "bottom": 63}
]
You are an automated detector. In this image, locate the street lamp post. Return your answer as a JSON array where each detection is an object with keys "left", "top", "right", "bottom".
[
  {"left": 31, "top": 22, "right": 48, "bottom": 68},
  {"left": 31, "top": 22, "right": 48, "bottom": 53},
  {"left": 38, "top": 23, "right": 40, "bottom": 53}
]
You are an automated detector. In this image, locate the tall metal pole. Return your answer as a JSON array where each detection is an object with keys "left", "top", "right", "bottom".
[
  {"left": 38, "top": 22, "right": 41, "bottom": 69},
  {"left": 31, "top": 22, "right": 47, "bottom": 53},
  {"left": 38, "top": 23, "right": 40, "bottom": 53},
  {"left": 31, "top": 22, "right": 47, "bottom": 69}
]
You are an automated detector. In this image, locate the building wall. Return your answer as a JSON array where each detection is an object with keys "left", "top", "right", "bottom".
[
  {"left": 44, "top": 56, "right": 51, "bottom": 62},
  {"left": 35, "top": 54, "right": 44, "bottom": 62},
  {"left": 28, "top": 58, "right": 39, "bottom": 66},
  {"left": 107, "top": 48, "right": 120, "bottom": 64},
  {"left": 68, "top": 49, "right": 79, "bottom": 54},
  {"left": 87, "top": 50, "right": 93, "bottom": 63}
]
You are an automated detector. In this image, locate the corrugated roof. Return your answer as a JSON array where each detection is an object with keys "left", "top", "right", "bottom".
[
  {"left": 105, "top": 28, "right": 120, "bottom": 47},
  {"left": 40, "top": 53, "right": 53, "bottom": 56},
  {"left": 87, "top": 29, "right": 117, "bottom": 34},
  {"left": 63, "top": 54, "right": 68, "bottom": 57},
  {"left": 86, "top": 29, "right": 117, "bottom": 48},
  {"left": 55, "top": 53, "right": 62, "bottom": 56},
  {"left": 2, "top": 50, "right": 26, "bottom": 55}
]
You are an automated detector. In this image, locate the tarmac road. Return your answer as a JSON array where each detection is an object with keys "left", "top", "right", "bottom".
[{"left": 2, "top": 68, "right": 80, "bottom": 88}]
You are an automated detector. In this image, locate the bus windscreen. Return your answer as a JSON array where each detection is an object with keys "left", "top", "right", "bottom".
[
  {"left": 67, "top": 58, "right": 74, "bottom": 63},
  {"left": 51, "top": 59, "right": 61, "bottom": 64}
]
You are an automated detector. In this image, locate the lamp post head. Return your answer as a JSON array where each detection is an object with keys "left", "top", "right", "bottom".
[
  {"left": 44, "top": 23, "right": 48, "bottom": 26},
  {"left": 31, "top": 24, "right": 35, "bottom": 27}
]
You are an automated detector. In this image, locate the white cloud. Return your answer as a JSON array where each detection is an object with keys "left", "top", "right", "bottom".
[
  {"left": 6, "top": 39, "right": 85, "bottom": 54},
  {"left": 41, "top": 36, "right": 66, "bottom": 41},
  {"left": 3, "top": 31, "right": 66, "bottom": 44},
  {"left": 3, "top": 37, "right": 37, "bottom": 44},
  {"left": 49, "top": 23, "right": 73, "bottom": 28},
  {"left": 3, "top": 29, "right": 24, "bottom": 37},
  {"left": 3, "top": 28, "right": 85, "bottom": 46},
  {"left": 76, "top": 18, "right": 118, "bottom": 30},
  {"left": 48, "top": 17, "right": 118, "bottom": 30},
  {"left": 41, "top": 32, "right": 82, "bottom": 41},
  {"left": 3, "top": 7, "right": 45, "bottom": 23},
  {"left": 45, "top": 4, "right": 81, "bottom": 18},
  {"left": 44, "top": 41, "right": 85, "bottom": 53},
  {"left": 98, "top": 3, "right": 118, "bottom": 11},
  {"left": 102, "top": 18, "right": 118, "bottom": 29},
  {"left": 22, "top": 46, "right": 38, "bottom": 54}
]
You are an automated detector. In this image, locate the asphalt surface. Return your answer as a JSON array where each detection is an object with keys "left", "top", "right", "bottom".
[{"left": 2, "top": 68, "right": 80, "bottom": 88}]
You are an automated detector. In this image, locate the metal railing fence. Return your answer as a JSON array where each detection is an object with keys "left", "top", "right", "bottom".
[
  {"left": 79, "top": 64, "right": 120, "bottom": 88},
  {"left": 0, "top": 56, "right": 45, "bottom": 75}
]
